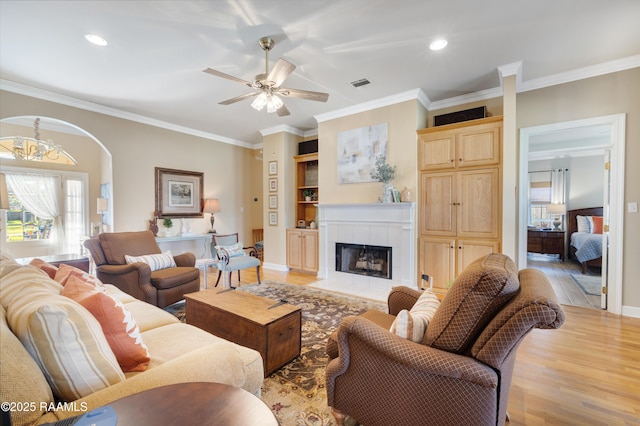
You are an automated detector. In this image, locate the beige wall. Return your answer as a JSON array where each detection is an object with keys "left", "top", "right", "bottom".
[
  {"left": 261, "top": 131, "right": 301, "bottom": 268},
  {"left": 517, "top": 67, "right": 640, "bottom": 309},
  {"left": 318, "top": 100, "right": 423, "bottom": 204},
  {"left": 0, "top": 91, "right": 262, "bottom": 249}
]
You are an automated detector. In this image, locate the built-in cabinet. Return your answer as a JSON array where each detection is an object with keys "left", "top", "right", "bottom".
[
  {"left": 287, "top": 153, "right": 319, "bottom": 274},
  {"left": 286, "top": 228, "right": 318, "bottom": 274},
  {"left": 417, "top": 116, "right": 503, "bottom": 293}
]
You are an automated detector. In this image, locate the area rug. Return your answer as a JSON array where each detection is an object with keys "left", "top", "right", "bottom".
[
  {"left": 570, "top": 273, "right": 601, "bottom": 296},
  {"left": 166, "top": 281, "right": 386, "bottom": 425}
]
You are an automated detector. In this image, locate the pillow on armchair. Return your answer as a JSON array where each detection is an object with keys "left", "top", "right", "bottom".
[
  {"left": 124, "top": 251, "right": 177, "bottom": 271},
  {"left": 214, "top": 242, "right": 245, "bottom": 258},
  {"left": 390, "top": 289, "right": 440, "bottom": 342}
]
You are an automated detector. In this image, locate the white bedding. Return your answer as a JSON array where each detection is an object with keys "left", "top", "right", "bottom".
[{"left": 571, "top": 232, "right": 603, "bottom": 263}]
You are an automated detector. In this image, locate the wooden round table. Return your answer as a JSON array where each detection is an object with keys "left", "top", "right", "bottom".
[{"left": 107, "top": 382, "right": 278, "bottom": 425}]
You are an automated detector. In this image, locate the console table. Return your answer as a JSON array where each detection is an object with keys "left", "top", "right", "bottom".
[
  {"left": 527, "top": 229, "right": 565, "bottom": 260},
  {"left": 156, "top": 234, "right": 213, "bottom": 258}
]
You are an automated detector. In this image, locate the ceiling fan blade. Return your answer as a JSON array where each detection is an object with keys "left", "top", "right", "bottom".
[
  {"left": 276, "top": 104, "right": 291, "bottom": 117},
  {"left": 267, "top": 59, "right": 296, "bottom": 87},
  {"left": 218, "top": 92, "right": 258, "bottom": 105},
  {"left": 278, "top": 87, "right": 329, "bottom": 102},
  {"left": 203, "top": 68, "right": 253, "bottom": 86}
]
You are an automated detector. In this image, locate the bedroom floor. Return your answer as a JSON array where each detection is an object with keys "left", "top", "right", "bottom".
[{"left": 527, "top": 253, "right": 602, "bottom": 310}]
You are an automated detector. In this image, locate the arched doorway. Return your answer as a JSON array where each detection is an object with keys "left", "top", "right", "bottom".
[{"left": 0, "top": 116, "right": 113, "bottom": 257}]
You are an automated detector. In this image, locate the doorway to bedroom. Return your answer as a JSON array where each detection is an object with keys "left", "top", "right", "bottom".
[{"left": 519, "top": 114, "right": 626, "bottom": 313}]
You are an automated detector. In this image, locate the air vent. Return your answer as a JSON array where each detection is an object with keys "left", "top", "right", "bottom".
[{"left": 350, "top": 78, "right": 371, "bottom": 88}]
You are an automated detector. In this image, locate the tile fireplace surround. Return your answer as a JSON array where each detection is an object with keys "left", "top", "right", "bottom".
[{"left": 312, "top": 203, "right": 416, "bottom": 301}]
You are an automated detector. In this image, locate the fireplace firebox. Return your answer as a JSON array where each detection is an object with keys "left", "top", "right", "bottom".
[{"left": 335, "top": 243, "right": 392, "bottom": 280}]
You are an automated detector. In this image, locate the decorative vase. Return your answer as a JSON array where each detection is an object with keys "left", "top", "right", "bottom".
[
  {"left": 382, "top": 183, "right": 394, "bottom": 203},
  {"left": 400, "top": 186, "right": 412, "bottom": 202}
]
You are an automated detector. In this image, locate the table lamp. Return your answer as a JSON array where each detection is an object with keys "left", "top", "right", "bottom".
[
  {"left": 547, "top": 203, "right": 566, "bottom": 230},
  {"left": 203, "top": 199, "right": 221, "bottom": 233},
  {"left": 97, "top": 197, "right": 108, "bottom": 232}
]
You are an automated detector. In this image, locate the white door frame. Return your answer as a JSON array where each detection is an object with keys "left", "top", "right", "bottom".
[{"left": 518, "top": 114, "right": 626, "bottom": 315}]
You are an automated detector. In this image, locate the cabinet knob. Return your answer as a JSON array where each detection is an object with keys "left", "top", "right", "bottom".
[
  {"left": 450, "top": 159, "right": 455, "bottom": 163},
  {"left": 459, "top": 158, "right": 463, "bottom": 162}
]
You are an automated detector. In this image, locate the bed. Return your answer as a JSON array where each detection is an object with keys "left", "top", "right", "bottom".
[{"left": 568, "top": 207, "right": 603, "bottom": 274}]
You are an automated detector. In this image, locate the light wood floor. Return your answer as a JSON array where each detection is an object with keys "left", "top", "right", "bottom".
[
  {"left": 527, "top": 253, "right": 602, "bottom": 310},
  {"left": 199, "top": 265, "right": 640, "bottom": 424}
]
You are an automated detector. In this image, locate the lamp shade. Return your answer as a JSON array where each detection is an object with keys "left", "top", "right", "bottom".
[
  {"left": 97, "top": 197, "right": 108, "bottom": 213},
  {"left": 547, "top": 204, "right": 566, "bottom": 215},
  {"left": 0, "top": 173, "right": 9, "bottom": 210},
  {"left": 203, "top": 198, "right": 221, "bottom": 214}
]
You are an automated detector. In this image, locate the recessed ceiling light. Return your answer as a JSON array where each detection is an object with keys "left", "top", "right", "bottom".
[
  {"left": 429, "top": 39, "right": 448, "bottom": 51},
  {"left": 85, "top": 34, "right": 108, "bottom": 46}
]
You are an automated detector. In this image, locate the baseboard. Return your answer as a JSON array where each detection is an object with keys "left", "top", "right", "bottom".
[
  {"left": 621, "top": 305, "right": 640, "bottom": 318},
  {"left": 262, "top": 262, "right": 288, "bottom": 272}
]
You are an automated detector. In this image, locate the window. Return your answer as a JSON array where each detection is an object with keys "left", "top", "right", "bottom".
[
  {"left": 529, "top": 172, "right": 552, "bottom": 226},
  {"left": 3, "top": 168, "right": 88, "bottom": 252}
]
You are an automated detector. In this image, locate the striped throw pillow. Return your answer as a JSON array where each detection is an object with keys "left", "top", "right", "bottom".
[
  {"left": 8, "top": 296, "right": 125, "bottom": 401},
  {"left": 390, "top": 289, "right": 440, "bottom": 342},
  {"left": 124, "top": 251, "right": 176, "bottom": 271}
]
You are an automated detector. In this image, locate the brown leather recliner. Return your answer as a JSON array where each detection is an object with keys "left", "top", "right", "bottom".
[
  {"left": 325, "top": 253, "right": 565, "bottom": 426},
  {"left": 84, "top": 231, "right": 200, "bottom": 308}
]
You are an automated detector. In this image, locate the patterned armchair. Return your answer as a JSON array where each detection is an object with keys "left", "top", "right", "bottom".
[
  {"left": 325, "top": 253, "right": 565, "bottom": 426},
  {"left": 211, "top": 233, "right": 261, "bottom": 286}
]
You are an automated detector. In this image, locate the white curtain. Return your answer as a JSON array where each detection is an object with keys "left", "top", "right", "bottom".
[
  {"left": 6, "top": 173, "right": 64, "bottom": 252},
  {"left": 551, "top": 169, "right": 567, "bottom": 204}
]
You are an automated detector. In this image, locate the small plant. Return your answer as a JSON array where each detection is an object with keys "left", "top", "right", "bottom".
[
  {"left": 370, "top": 155, "right": 397, "bottom": 183},
  {"left": 162, "top": 218, "right": 173, "bottom": 229},
  {"left": 303, "top": 189, "right": 315, "bottom": 198}
]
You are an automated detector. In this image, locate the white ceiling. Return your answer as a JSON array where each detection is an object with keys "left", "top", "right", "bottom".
[{"left": 1, "top": 0, "right": 639, "bottom": 147}]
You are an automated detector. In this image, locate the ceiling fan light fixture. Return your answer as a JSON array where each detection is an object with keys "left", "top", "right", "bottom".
[
  {"left": 251, "top": 92, "right": 268, "bottom": 111},
  {"left": 267, "top": 95, "right": 284, "bottom": 113}
]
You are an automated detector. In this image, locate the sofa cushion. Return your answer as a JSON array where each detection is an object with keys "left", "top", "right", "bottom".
[
  {"left": 150, "top": 267, "right": 200, "bottom": 290},
  {"left": 54, "top": 263, "right": 105, "bottom": 287},
  {"left": 125, "top": 251, "right": 177, "bottom": 271},
  {"left": 424, "top": 253, "right": 520, "bottom": 353},
  {"left": 1, "top": 304, "right": 54, "bottom": 426},
  {"left": 29, "top": 258, "right": 59, "bottom": 279},
  {"left": 390, "top": 289, "right": 440, "bottom": 343},
  {"left": 62, "top": 275, "right": 151, "bottom": 372}
]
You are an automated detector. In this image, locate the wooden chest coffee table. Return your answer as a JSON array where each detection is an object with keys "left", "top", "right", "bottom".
[{"left": 185, "top": 288, "right": 301, "bottom": 377}]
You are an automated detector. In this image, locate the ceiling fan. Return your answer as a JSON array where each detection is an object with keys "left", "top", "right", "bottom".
[{"left": 203, "top": 37, "right": 329, "bottom": 116}]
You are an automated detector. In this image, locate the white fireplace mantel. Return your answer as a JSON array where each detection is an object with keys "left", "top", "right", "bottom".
[{"left": 317, "top": 203, "right": 416, "bottom": 293}]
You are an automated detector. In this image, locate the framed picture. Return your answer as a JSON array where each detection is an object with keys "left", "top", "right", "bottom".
[
  {"left": 269, "top": 177, "right": 278, "bottom": 192},
  {"left": 268, "top": 160, "right": 277, "bottom": 176},
  {"left": 269, "top": 211, "right": 278, "bottom": 226},
  {"left": 269, "top": 194, "right": 278, "bottom": 209},
  {"left": 155, "top": 167, "right": 204, "bottom": 218},
  {"left": 337, "top": 122, "right": 388, "bottom": 184}
]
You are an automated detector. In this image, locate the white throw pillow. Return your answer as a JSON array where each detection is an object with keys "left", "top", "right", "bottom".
[
  {"left": 215, "top": 242, "right": 245, "bottom": 258},
  {"left": 576, "top": 215, "right": 590, "bottom": 233},
  {"left": 390, "top": 289, "right": 440, "bottom": 343},
  {"left": 124, "top": 251, "right": 176, "bottom": 271}
]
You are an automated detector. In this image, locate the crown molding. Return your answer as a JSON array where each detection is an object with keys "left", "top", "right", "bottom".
[
  {"left": 0, "top": 79, "right": 254, "bottom": 149},
  {"left": 428, "top": 87, "right": 504, "bottom": 111},
  {"left": 314, "top": 88, "right": 428, "bottom": 123},
  {"left": 519, "top": 54, "right": 640, "bottom": 93},
  {"left": 259, "top": 124, "right": 305, "bottom": 137}
]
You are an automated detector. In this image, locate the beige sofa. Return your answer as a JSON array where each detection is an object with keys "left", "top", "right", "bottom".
[{"left": 0, "top": 254, "right": 264, "bottom": 426}]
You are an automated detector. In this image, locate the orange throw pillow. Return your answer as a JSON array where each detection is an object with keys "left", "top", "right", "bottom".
[
  {"left": 29, "top": 258, "right": 59, "bottom": 279},
  {"left": 591, "top": 216, "right": 604, "bottom": 234},
  {"left": 61, "top": 275, "right": 150, "bottom": 372},
  {"left": 54, "top": 264, "right": 104, "bottom": 288}
]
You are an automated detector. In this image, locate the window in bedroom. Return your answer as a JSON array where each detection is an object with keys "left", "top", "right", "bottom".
[{"left": 529, "top": 172, "right": 552, "bottom": 227}]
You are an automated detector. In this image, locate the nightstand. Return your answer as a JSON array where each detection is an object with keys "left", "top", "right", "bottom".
[{"left": 527, "top": 229, "right": 565, "bottom": 260}]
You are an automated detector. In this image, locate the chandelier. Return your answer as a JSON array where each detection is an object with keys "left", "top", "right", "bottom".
[
  {"left": 251, "top": 90, "right": 284, "bottom": 113},
  {"left": 0, "top": 118, "right": 77, "bottom": 165}
]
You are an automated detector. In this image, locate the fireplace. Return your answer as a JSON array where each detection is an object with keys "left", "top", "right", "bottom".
[{"left": 336, "top": 243, "right": 392, "bottom": 280}]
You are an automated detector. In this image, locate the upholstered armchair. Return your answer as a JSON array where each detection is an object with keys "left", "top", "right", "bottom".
[
  {"left": 211, "top": 233, "right": 261, "bottom": 286},
  {"left": 325, "top": 253, "right": 565, "bottom": 426},
  {"left": 84, "top": 231, "right": 200, "bottom": 308}
]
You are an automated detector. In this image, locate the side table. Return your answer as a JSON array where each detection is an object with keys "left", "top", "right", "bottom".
[
  {"left": 195, "top": 258, "right": 225, "bottom": 289},
  {"left": 87, "top": 382, "right": 278, "bottom": 425}
]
